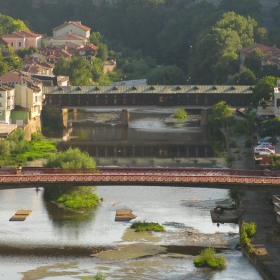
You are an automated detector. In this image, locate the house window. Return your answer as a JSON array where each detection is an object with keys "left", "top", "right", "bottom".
[
  {"left": 11, "top": 42, "right": 13, "bottom": 47},
  {"left": 277, "top": 99, "right": 280, "bottom": 107},
  {"left": 0, "top": 102, "right": 2, "bottom": 107},
  {"left": 19, "top": 42, "right": 21, "bottom": 47},
  {"left": 0, "top": 111, "right": 2, "bottom": 115}
]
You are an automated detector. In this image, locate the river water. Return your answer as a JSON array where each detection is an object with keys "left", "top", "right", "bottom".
[{"left": 0, "top": 109, "right": 262, "bottom": 279}]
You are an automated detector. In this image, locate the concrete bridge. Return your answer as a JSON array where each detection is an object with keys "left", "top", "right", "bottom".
[{"left": 1, "top": 167, "right": 280, "bottom": 191}]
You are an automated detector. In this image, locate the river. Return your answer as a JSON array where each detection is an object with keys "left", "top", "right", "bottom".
[{"left": 0, "top": 109, "right": 262, "bottom": 279}]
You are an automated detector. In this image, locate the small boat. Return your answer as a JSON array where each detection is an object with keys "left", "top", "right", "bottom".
[{"left": 115, "top": 210, "right": 137, "bottom": 221}]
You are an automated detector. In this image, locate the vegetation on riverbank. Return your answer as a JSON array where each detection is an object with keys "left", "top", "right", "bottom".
[
  {"left": 130, "top": 221, "right": 165, "bottom": 232},
  {"left": 43, "top": 148, "right": 100, "bottom": 211},
  {"left": 0, "top": 129, "right": 56, "bottom": 166},
  {"left": 193, "top": 247, "right": 226, "bottom": 270},
  {"left": 240, "top": 222, "right": 257, "bottom": 253},
  {"left": 174, "top": 109, "right": 187, "bottom": 119}
]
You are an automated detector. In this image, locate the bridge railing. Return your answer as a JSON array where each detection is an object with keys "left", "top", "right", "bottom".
[{"left": 0, "top": 167, "right": 279, "bottom": 177}]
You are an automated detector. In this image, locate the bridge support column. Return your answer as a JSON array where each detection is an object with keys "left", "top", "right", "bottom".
[
  {"left": 200, "top": 109, "right": 209, "bottom": 126},
  {"left": 121, "top": 109, "right": 130, "bottom": 127}
]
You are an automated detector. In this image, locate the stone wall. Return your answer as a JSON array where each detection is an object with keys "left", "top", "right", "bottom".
[{"left": 23, "top": 116, "right": 41, "bottom": 140}]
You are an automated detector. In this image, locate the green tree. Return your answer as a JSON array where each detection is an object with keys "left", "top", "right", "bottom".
[
  {"left": 233, "top": 68, "right": 256, "bottom": 85},
  {"left": 260, "top": 64, "right": 280, "bottom": 78},
  {"left": 252, "top": 76, "right": 277, "bottom": 105},
  {"left": 43, "top": 148, "right": 99, "bottom": 210},
  {"left": 97, "top": 43, "right": 108, "bottom": 62},
  {"left": 147, "top": 65, "right": 186, "bottom": 85},
  {"left": 0, "top": 13, "right": 29, "bottom": 35},
  {"left": 53, "top": 57, "right": 70, "bottom": 76},
  {"left": 209, "top": 101, "right": 233, "bottom": 128},
  {"left": 69, "top": 56, "right": 93, "bottom": 85},
  {"left": 244, "top": 48, "right": 263, "bottom": 76},
  {"left": 16, "top": 46, "right": 38, "bottom": 59}
]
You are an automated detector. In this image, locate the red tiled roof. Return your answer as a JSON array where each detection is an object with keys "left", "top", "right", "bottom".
[
  {"left": 53, "top": 21, "right": 91, "bottom": 31},
  {"left": 0, "top": 37, "right": 10, "bottom": 45},
  {"left": 79, "top": 44, "right": 98, "bottom": 51},
  {"left": 2, "top": 33, "right": 25, "bottom": 39},
  {"left": 52, "top": 33, "right": 86, "bottom": 41},
  {"left": 240, "top": 43, "right": 279, "bottom": 54},
  {"left": 18, "top": 30, "right": 42, "bottom": 38}
]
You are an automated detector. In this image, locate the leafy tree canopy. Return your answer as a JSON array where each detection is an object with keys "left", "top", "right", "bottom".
[
  {"left": 209, "top": 101, "right": 233, "bottom": 128},
  {"left": 147, "top": 65, "right": 186, "bottom": 85},
  {"left": 44, "top": 147, "right": 96, "bottom": 169},
  {"left": 0, "top": 13, "right": 28, "bottom": 35},
  {"left": 252, "top": 76, "right": 278, "bottom": 105}
]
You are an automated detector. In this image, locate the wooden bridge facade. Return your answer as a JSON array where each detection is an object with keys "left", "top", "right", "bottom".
[
  {"left": 0, "top": 167, "right": 279, "bottom": 191},
  {"left": 43, "top": 85, "right": 253, "bottom": 108}
]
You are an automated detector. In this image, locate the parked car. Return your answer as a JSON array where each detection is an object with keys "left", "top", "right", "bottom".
[
  {"left": 258, "top": 136, "right": 279, "bottom": 145},
  {"left": 256, "top": 144, "right": 275, "bottom": 151},
  {"left": 254, "top": 147, "right": 275, "bottom": 155},
  {"left": 258, "top": 139, "right": 273, "bottom": 145},
  {"left": 256, "top": 143, "right": 274, "bottom": 148}
]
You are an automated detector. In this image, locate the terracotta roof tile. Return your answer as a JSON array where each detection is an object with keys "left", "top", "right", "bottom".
[
  {"left": 18, "top": 30, "right": 42, "bottom": 38},
  {"left": 53, "top": 21, "right": 91, "bottom": 31}
]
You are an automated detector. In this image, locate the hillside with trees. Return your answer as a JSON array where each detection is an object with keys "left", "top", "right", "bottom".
[{"left": 0, "top": 0, "right": 279, "bottom": 94}]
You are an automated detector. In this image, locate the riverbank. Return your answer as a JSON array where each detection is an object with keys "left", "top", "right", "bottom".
[{"left": 228, "top": 130, "right": 280, "bottom": 280}]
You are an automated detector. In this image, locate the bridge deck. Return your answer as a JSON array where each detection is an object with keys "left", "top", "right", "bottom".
[{"left": 0, "top": 167, "right": 279, "bottom": 191}]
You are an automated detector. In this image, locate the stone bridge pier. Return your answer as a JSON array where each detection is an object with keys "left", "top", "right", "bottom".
[
  {"left": 200, "top": 109, "right": 209, "bottom": 126},
  {"left": 121, "top": 109, "right": 130, "bottom": 127}
]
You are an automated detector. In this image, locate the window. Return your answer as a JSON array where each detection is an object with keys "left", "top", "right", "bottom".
[
  {"left": 277, "top": 99, "right": 280, "bottom": 107},
  {"left": 18, "top": 42, "right": 21, "bottom": 47},
  {"left": 0, "top": 102, "right": 2, "bottom": 107},
  {"left": 11, "top": 42, "right": 13, "bottom": 47},
  {"left": 0, "top": 111, "right": 2, "bottom": 115}
]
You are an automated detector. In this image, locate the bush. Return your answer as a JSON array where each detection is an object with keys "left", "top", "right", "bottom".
[
  {"left": 174, "top": 109, "right": 187, "bottom": 119},
  {"left": 193, "top": 247, "right": 226, "bottom": 270},
  {"left": 130, "top": 221, "right": 165, "bottom": 232},
  {"left": 242, "top": 222, "right": 257, "bottom": 238},
  {"left": 245, "top": 137, "right": 252, "bottom": 148},
  {"left": 233, "top": 120, "right": 248, "bottom": 135}
]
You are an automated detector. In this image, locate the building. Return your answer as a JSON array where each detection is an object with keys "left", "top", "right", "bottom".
[
  {"left": 0, "top": 70, "right": 43, "bottom": 126},
  {"left": 239, "top": 44, "right": 280, "bottom": 70},
  {"left": 0, "top": 84, "right": 15, "bottom": 124},
  {"left": 52, "top": 21, "right": 91, "bottom": 39},
  {"left": 50, "top": 33, "right": 88, "bottom": 46},
  {"left": 1, "top": 30, "right": 42, "bottom": 50}
]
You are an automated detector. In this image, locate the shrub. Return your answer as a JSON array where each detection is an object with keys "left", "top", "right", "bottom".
[
  {"left": 233, "top": 120, "right": 248, "bottom": 135},
  {"left": 130, "top": 221, "right": 165, "bottom": 232},
  {"left": 193, "top": 247, "right": 226, "bottom": 270},
  {"left": 242, "top": 222, "right": 257, "bottom": 238},
  {"left": 245, "top": 137, "right": 252, "bottom": 148},
  {"left": 174, "top": 109, "right": 187, "bottom": 119}
]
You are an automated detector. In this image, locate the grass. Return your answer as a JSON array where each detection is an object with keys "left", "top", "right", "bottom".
[
  {"left": 193, "top": 247, "right": 226, "bottom": 270},
  {"left": 130, "top": 221, "right": 165, "bottom": 232}
]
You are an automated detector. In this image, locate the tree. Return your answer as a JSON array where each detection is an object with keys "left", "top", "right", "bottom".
[
  {"left": 209, "top": 101, "right": 233, "bottom": 128},
  {"left": 244, "top": 48, "right": 263, "bottom": 76},
  {"left": 69, "top": 56, "right": 93, "bottom": 85},
  {"left": 43, "top": 148, "right": 99, "bottom": 210},
  {"left": 0, "top": 13, "right": 29, "bottom": 35},
  {"left": 147, "top": 65, "right": 186, "bottom": 85},
  {"left": 54, "top": 56, "right": 93, "bottom": 85},
  {"left": 233, "top": 68, "right": 256, "bottom": 85},
  {"left": 252, "top": 76, "right": 277, "bottom": 105},
  {"left": 16, "top": 46, "right": 38, "bottom": 59}
]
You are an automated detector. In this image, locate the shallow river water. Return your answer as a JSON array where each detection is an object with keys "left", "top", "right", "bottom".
[{"left": 0, "top": 109, "right": 263, "bottom": 279}]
